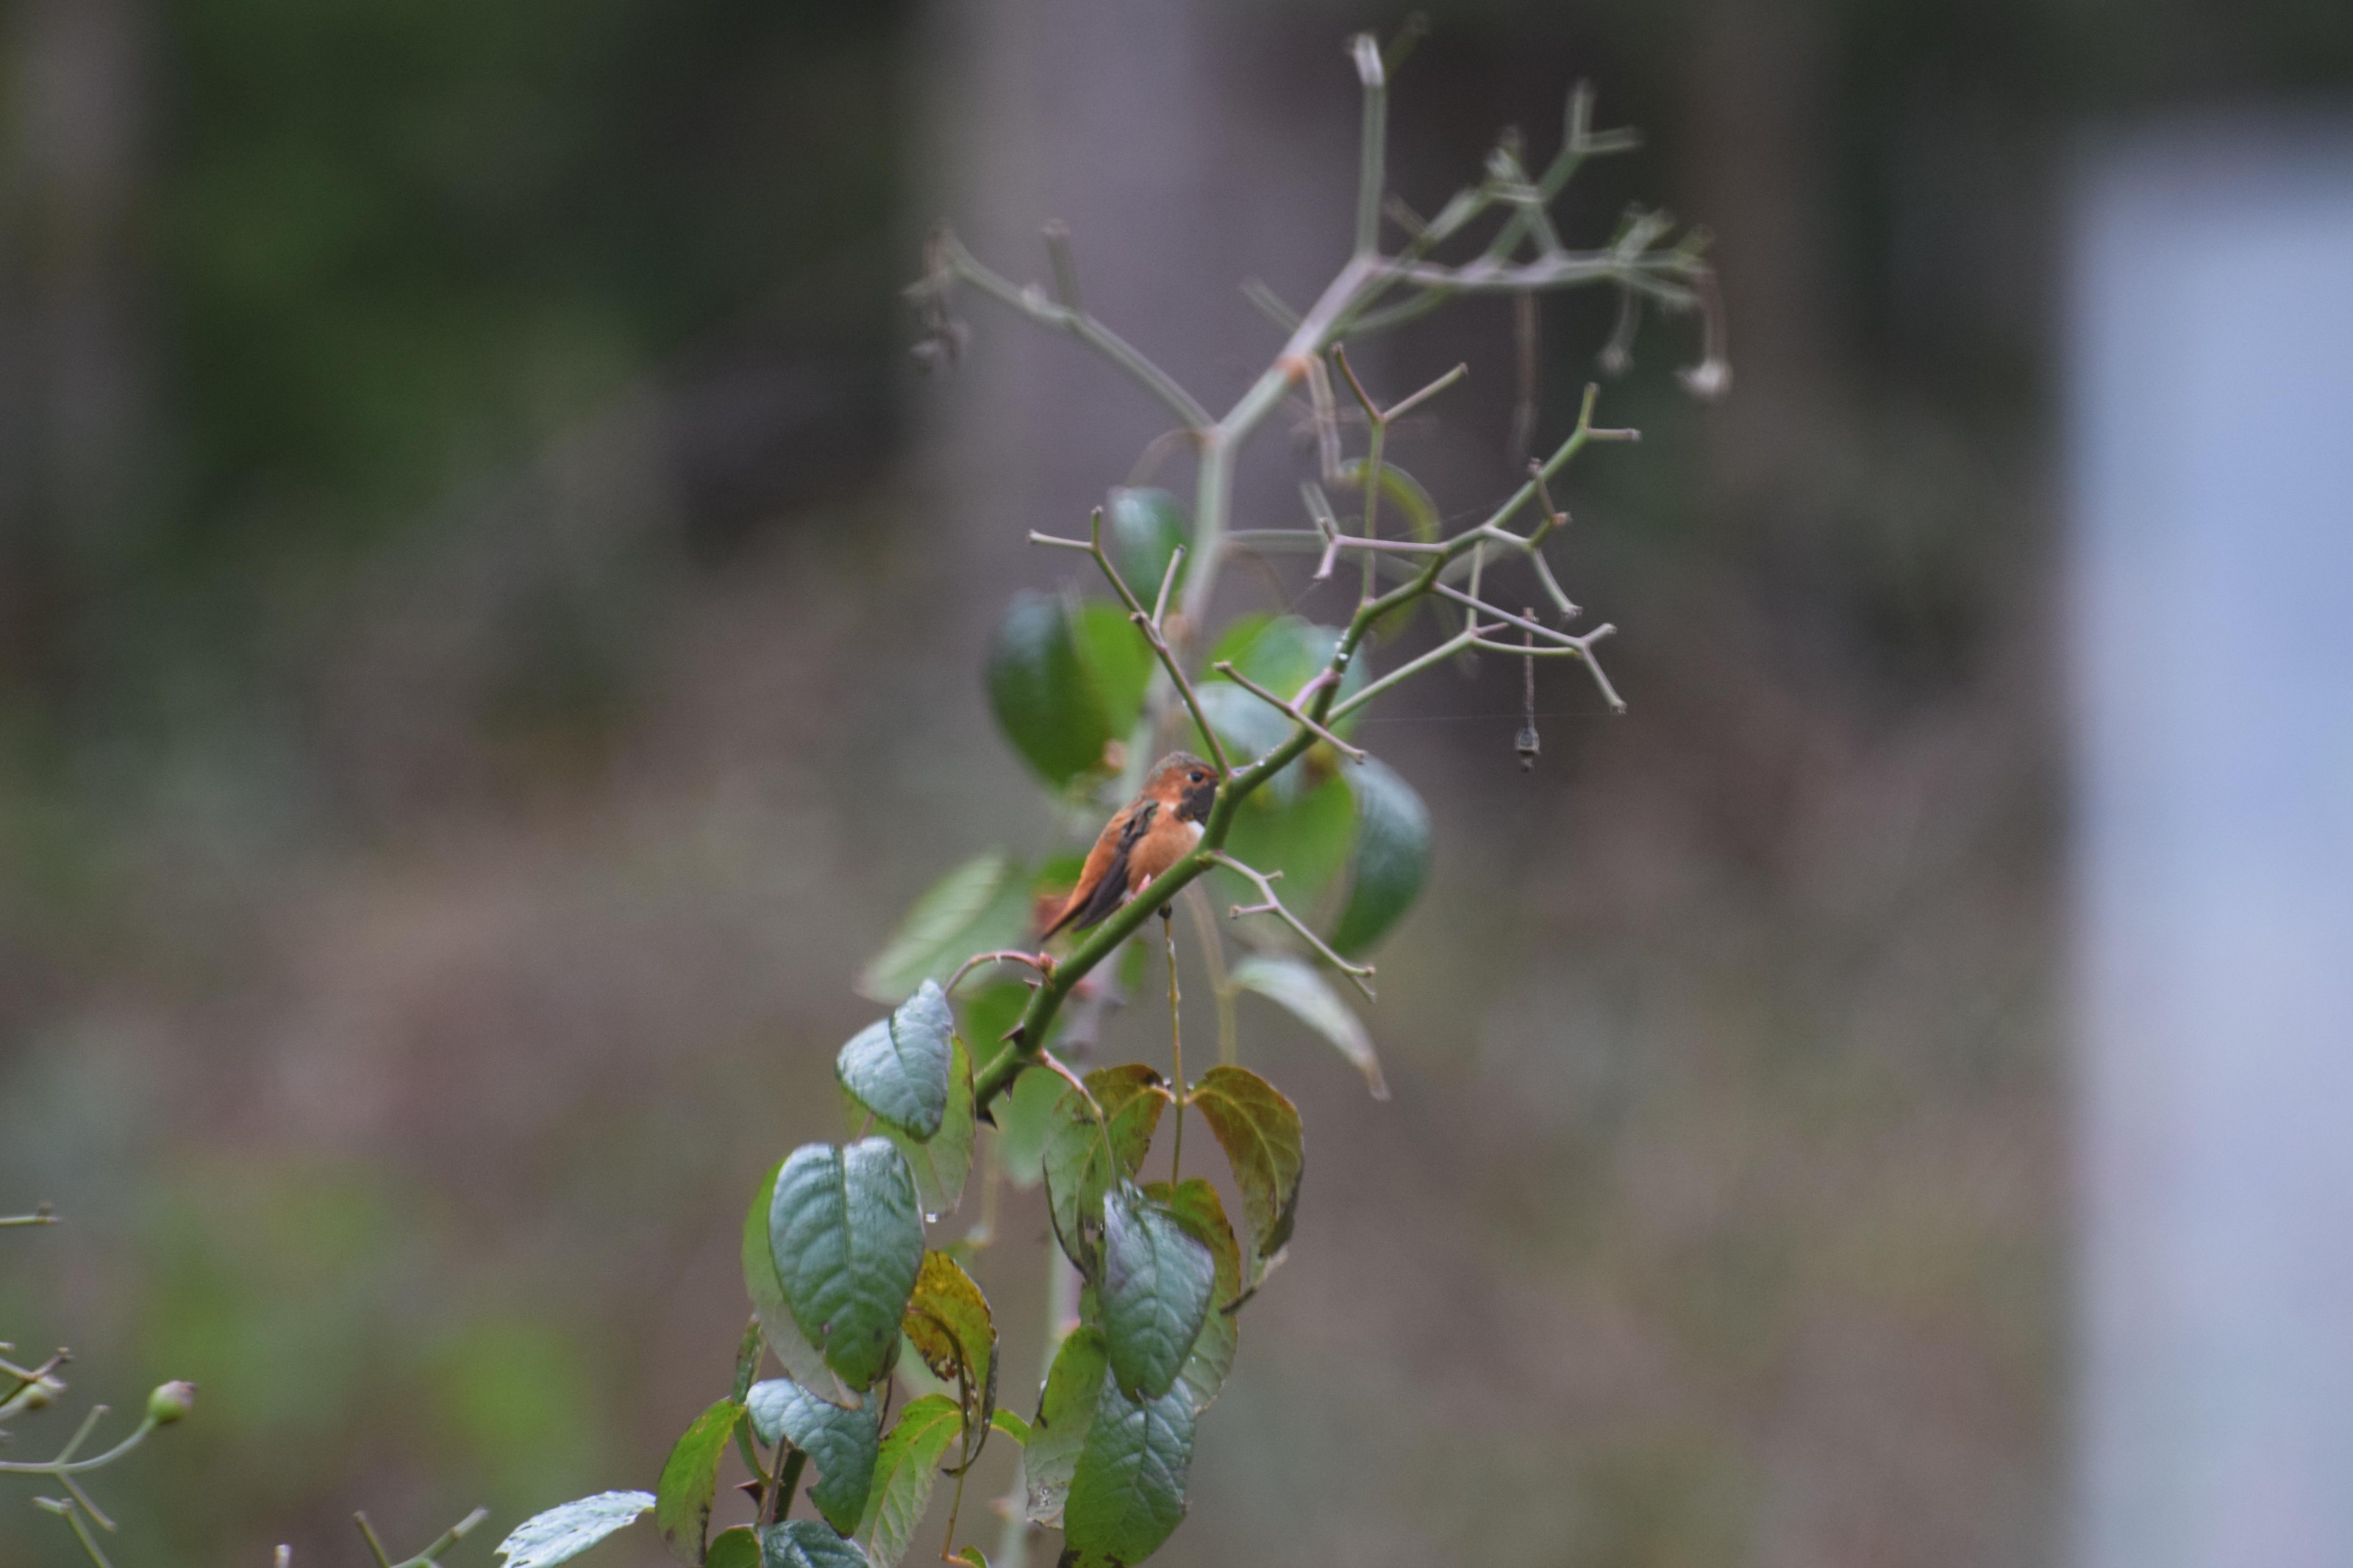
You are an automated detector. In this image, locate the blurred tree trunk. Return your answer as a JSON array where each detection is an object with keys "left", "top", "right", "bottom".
[
  {"left": 910, "top": 0, "right": 1349, "bottom": 804},
  {"left": 0, "top": 0, "right": 150, "bottom": 696},
  {"left": 1688, "top": 0, "right": 1835, "bottom": 518}
]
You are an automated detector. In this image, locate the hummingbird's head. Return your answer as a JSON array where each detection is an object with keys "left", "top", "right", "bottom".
[{"left": 1143, "top": 751, "right": 1219, "bottom": 823}]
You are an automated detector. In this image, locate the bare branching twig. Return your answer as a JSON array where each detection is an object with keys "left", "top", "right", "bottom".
[
  {"left": 350, "top": 1507, "right": 491, "bottom": 1568},
  {"left": 940, "top": 36, "right": 1713, "bottom": 1116},
  {"left": 1207, "top": 853, "right": 1377, "bottom": 999},
  {"left": 1030, "top": 515, "right": 1235, "bottom": 776},
  {"left": 1210, "top": 662, "right": 1365, "bottom": 762}
]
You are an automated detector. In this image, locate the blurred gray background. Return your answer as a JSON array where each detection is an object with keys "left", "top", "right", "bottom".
[{"left": 4, "top": 1, "right": 2350, "bottom": 1565}]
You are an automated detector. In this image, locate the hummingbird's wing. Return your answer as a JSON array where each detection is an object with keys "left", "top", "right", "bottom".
[{"left": 1043, "top": 801, "right": 1158, "bottom": 938}]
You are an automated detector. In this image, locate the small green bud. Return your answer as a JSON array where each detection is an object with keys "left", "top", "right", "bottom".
[{"left": 146, "top": 1380, "right": 196, "bottom": 1425}]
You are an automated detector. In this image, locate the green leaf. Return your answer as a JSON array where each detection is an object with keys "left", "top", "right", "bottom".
[
  {"left": 1333, "top": 457, "right": 1442, "bottom": 543},
  {"left": 1188, "top": 1066, "right": 1305, "bottom": 1275},
  {"left": 890, "top": 1025, "right": 975, "bottom": 1217},
  {"left": 1106, "top": 487, "right": 1188, "bottom": 606},
  {"left": 1210, "top": 615, "right": 1368, "bottom": 729},
  {"left": 1143, "top": 1179, "right": 1241, "bottom": 1414},
  {"left": 1061, "top": 1373, "right": 1196, "bottom": 1568},
  {"left": 858, "top": 853, "right": 1033, "bottom": 1005},
  {"left": 896, "top": 1328, "right": 959, "bottom": 1405},
  {"left": 902, "top": 1251, "right": 997, "bottom": 1467},
  {"left": 1098, "top": 1184, "right": 1215, "bottom": 1403},
  {"left": 1204, "top": 612, "right": 1274, "bottom": 672},
  {"left": 992, "top": 1058, "right": 1067, "bottom": 1190},
  {"left": 707, "top": 1527, "right": 762, "bottom": 1568},
  {"left": 733, "top": 1318, "right": 766, "bottom": 1402},
  {"left": 838, "top": 981, "right": 957, "bottom": 1142},
  {"left": 1194, "top": 617, "right": 1369, "bottom": 802},
  {"left": 1213, "top": 613, "right": 1318, "bottom": 695},
  {"left": 657, "top": 1399, "right": 743, "bottom": 1564},
  {"left": 1021, "top": 1327, "right": 1107, "bottom": 1528},
  {"left": 745, "top": 1161, "right": 859, "bottom": 1407},
  {"left": 745, "top": 1379, "right": 882, "bottom": 1536},
  {"left": 498, "top": 1492, "right": 654, "bottom": 1568},
  {"left": 1331, "top": 757, "right": 1430, "bottom": 957},
  {"left": 760, "top": 1519, "right": 870, "bottom": 1568},
  {"left": 988, "top": 590, "right": 1114, "bottom": 788},
  {"left": 1071, "top": 601, "right": 1152, "bottom": 737},
  {"left": 855, "top": 1395, "right": 965, "bottom": 1568},
  {"left": 1032, "top": 851, "right": 1089, "bottom": 898},
  {"left": 991, "top": 1408, "right": 1034, "bottom": 1445},
  {"left": 959, "top": 979, "right": 1032, "bottom": 1058},
  {"left": 1228, "top": 952, "right": 1389, "bottom": 1100},
  {"left": 1043, "top": 1066, "right": 1170, "bottom": 1275},
  {"left": 1190, "top": 683, "right": 1292, "bottom": 798},
  {"left": 1215, "top": 770, "right": 1357, "bottom": 920},
  {"left": 769, "top": 1139, "right": 925, "bottom": 1392},
  {"left": 1332, "top": 459, "right": 1442, "bottom": 642}
]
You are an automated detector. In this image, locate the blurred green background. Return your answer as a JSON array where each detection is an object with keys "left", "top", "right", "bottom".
[{"left": 4, "top": 1, "right": 2351, "bottom": 1565}]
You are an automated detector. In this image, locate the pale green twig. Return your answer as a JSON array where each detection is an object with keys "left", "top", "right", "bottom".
[
  {"left": 352, "top": 1506, "right": 490, "bottom": 1568},
  {"left": 1032, "top": 517, "right": 1235, "bottom": 776},
  {"left": 1207, "top": 853, "right": 1377, "bottom": 999},
  {"left": 1330, "top": 348, "right": 1468, "bottom": 606},
  {"left": 1210, "top": 662, "right": 1365, "bottom": 762},
  {"left": 1351, "top": 34, "right": 1387, "bottom": 257},
  {"left": 0, "top": 1409, "right": 160, "bottom": 1478},
  {"left": 34, "top": 1496, "right": 114, "bottom": 1568},
  {"left": 925, "top": 229, "right": 1212, "bottom": 430}
]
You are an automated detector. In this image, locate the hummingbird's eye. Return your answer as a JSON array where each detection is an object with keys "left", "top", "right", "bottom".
[{"left": 1189, "top": 771, "right": 1206, "bottom": 783}]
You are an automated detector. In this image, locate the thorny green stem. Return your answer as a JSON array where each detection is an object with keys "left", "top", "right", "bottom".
[{"left": 772, "top": 1447, "right": 808, "bottom": 1525}]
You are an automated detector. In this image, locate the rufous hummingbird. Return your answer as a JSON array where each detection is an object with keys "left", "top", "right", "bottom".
[{"left": 1040, "top": 751, "right": 1220, "bottom": 939}]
